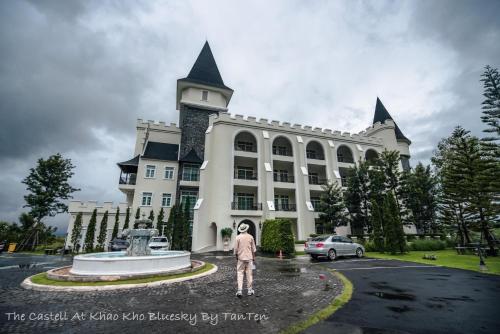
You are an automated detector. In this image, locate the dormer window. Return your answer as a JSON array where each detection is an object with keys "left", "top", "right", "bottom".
[{"left": 201, "top": 90, "right": 208, "bottom": 101}]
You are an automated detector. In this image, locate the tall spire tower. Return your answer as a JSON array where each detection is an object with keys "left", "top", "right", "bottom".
[{"left": 176, "top": 41, "right": 233, "bottom": 163}]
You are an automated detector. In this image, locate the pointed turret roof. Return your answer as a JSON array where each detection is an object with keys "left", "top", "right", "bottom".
[
  {"left": 373, "top": 97, "right": 411, "bottom": 144},
  {"left": 179, "top": 41, "right": 232, "bottom": 91}
]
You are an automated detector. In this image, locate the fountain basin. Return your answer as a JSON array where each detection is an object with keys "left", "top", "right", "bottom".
[{"left": 70, "top": 250, "right": 191, "bottom": 276}]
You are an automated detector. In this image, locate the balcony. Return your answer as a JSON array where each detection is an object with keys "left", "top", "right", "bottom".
[
  {"left": 234, "top": 169, "right": 258, "bottom": 180},
  {"left": 308, "top": 176, "right": 327, "bottom": 185},
  {"left": 273, "top": 174, "right": 294, "bottom": 183},
  {"left": 275, "top": 203, "right": 296, "bottom": 212},
  {"left": 231, "top": 202, "right": 262, "bottom": 210},
  {"left": 272, "top": 147, "right": 293, "bottom": 156},
  {"left": 234, "top": 144, "right": 257, "bottom": 153},
  {"left": 118, "top": 173, "right": 136, "bottom": 194},
  {"left": 306, "top": 152, "right": 325, "bottom": 160}
]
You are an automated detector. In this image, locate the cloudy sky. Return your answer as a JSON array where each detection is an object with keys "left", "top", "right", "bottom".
[{"left": 0, "top": 0, "right": 499, "bottom": 232}]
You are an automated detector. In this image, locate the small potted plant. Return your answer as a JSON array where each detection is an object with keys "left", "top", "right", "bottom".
[{"left": 221, "top": 227, "right": 233, "bottom": 252}]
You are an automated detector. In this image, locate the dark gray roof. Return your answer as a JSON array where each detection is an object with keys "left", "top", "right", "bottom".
[
  {"left": 178, "top": 41, "right": 233, "bottom": 91},
  {"left": 142, "top": 142, "right": 179, "bottom": 161},
  {"left": 373, "top": 97, "right": 411, "bottom": 144},
  {"left": 117, "top": 155, "right": 139, "bottom": 173},
  {"left": 180, "top": 148, "right": 202, "bottom": 163}
]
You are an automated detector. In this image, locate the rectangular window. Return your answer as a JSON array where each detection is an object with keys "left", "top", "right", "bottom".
[
  {"left": 310, "top": 197, "right": 321, "bottom": 210},
  {"left": 161, "top": 193, "right": 172, "bottom": 207},
  {"left": 236, "top": 141, "right": 255, "bottom": 152},
  {"left": 308, "top": 172, "right": 319, "bottom": 185},
  {"left": 274, "top": 195, "right": 290, "bottom": 211},
  {"left": 164, "top": 167, "right": 174, "bottom": 180},
  {"left": 145, "top": 165, "right": 156, "bottom": 178},
  {"left": 180, "top": 191, "right": 198, "bottom": 220},
  {"left": 201, "top": 90, "right": 208, "bottom": 101},
  {"left": 235, "top": 193, "right": 255, "bottom": 210},
  {"left": 141, "top": 192, "right": 152, "bottom": 206},
  {"left": 235, "top": 166, "right": 256, "bottom": 180},
  {"left": 182, "top": 163, "right": 200, "bottom": 181}
]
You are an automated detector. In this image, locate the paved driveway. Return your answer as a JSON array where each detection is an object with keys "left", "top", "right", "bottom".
[{"left": 304, "top": 257, "right": 500, "bottom": 334}]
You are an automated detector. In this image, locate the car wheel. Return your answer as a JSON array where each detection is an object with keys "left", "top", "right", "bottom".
[
  {"left": 328, "top": 249, "right": 336, "bottom": 261},
  {"left": 356, "top": 247, "right": 364, "bottom": 258}
]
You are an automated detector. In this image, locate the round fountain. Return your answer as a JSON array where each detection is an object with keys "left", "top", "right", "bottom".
[{"left": 68, "top": 215, "right": 192, "bottom": 279}]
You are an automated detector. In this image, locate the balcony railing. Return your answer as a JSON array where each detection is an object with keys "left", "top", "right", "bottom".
[
  {"left": 306, "top": 152, "right": 325, "bottom": 160},
  {"left": 275, "top": 203, "right": 297, "bottom": 211},
  {"left": 272, "top": 147, "right": 293, "bottom": 156},
  {"left": 308, "top": 177, "right": 327, "bottom": 185},
  {"left": 234, "top": 144, "right": 257, "bottom": 153},
  {"left": 231, "top": 202, "right": 262, "bottom": 210},
  {"left": 181, "top": 173, "right": 199, "bottom": 182},
  {"left": 273, "top": 174, "right": 295, "bottom": 183},
  {"left": 119, "top": 173, "right": 136, "bottom": 185},
  {"left": 234, "top": 169, "right": 258, "bottom": 180},
  {"left": 337, "top": 156, "right": 354, "bottom": 163}
]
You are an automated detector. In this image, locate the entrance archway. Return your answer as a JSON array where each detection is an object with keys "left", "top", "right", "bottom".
[{"left": 238, "top": 220, "right": 256, "bottom": 240}]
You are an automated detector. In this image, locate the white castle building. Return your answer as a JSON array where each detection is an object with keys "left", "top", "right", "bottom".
[{"left": 65, "top": 42, "right": 413, "bottom": 252}]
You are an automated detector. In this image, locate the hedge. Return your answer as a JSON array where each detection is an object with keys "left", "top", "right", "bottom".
[
  {"left": 408, "top": 239, "right": 447, "bottom": 251},
  {"left": 260, "top": 219, "right": 295, "bottom": 254}
]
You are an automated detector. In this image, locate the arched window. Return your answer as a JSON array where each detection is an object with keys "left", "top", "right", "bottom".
[
  {"left": 337, "top": 145, "right": 354, "bottom": 163},
  {"left": 234, "top": 131, "right": 257, "bottom": 152},
  {"left": 272, "top": 136, "right": 293, "bottom": 156},
  {"left": 306, "top": 141, "right": 325, "bottom": 160},
  {"left": 365, "top": 149, "right": 379, "bottom": 163}
]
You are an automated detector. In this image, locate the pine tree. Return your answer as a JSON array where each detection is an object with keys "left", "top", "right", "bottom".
[
  {"left": 96, "top": 211, "right": 108, "bottom": 251},
  {"left": 123, "top": 207, "right": 130, "bottom": 230},
  {"left": 135, "top": 207, "right": 140, "bottom": 220},
  {"left": 400, "top": 163, "right": 439, "bottom": 234},
  {"left": 70, "top": 212, "right": 83, "bottom": 253},
  {"left": 344, "top": 162, "right": 370, "bottom": 235},
  {"left": 369, "top": 199, "right": 384, "bottom": 251},
  {"left": 111, "top": 207, "right": 120, "bottom": 240},
  {"left": 84, "top": 209, "right": 97, "bottom": 252},
  {"left": 316, "top": 181, "right": 348, "bottom": 234},
  {"left": 383, "top": 193, "right": 406, "bottom": 254},
  {"left": 157, "top": 208, "right": 165, "bottom": 233},
  {"left": 480, "top": 65, "right": 500, "bottom": 139}
]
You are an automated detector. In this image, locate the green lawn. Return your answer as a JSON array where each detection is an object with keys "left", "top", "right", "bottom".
[
  {"left": 30, "top": 263, "right": 214, "bottom": 286},
  {"left": 367, "top": 249, "right": 500, "bottom": 275}
]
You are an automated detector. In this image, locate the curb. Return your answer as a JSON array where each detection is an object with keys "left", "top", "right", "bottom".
[{"left": 21, "top": 264, "right": 218, "bottom": 292}]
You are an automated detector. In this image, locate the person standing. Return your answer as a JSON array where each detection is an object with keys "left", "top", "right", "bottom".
[{"left": 233, "top": 223, "right": 256, "bottom": 297}]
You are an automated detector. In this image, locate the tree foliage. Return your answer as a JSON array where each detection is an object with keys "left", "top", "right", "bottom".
[
  {"left": 317, "top": 181, "right": 348, "bottom": 234},
  {"left": 344, "top": 162, "right": 370, "bottom": 234},
  {"left": 260, "top": 219, "right": 295, "bottom": 254},
  {"left": 156, "top": 207, "right": 165, "bottom": 233},
  {"left": 111, "top": 207, "right": 120, "bottom": 240},
  {"left": 383, "top": 193, "right": 406, "bottom": 254},
  {"left": 84, "top": 209, "right": 97, "bottom": 252},
  {"left": 70, "top": 212, "right": 83, "bottom": 253},
  {"left": 96, "top": 211, "right": 108, "bottom": 251},
  {"left": 123, "top": 207, "right": 130, "bottom": 230},
  {"left": 480, "top": 65, "right": 500, "bottom": 139}
]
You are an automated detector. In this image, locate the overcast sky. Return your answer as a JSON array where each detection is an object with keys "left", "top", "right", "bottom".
[{"left": 0, "top": 0, "right": 499, "bottom": 232}]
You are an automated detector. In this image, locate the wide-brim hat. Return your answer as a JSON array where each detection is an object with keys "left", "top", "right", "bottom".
[{"left": 238, "top": 223, "right": 249, "bottom": 233}]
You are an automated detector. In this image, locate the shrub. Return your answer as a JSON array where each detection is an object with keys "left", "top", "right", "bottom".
[
  {"left": 409, "top": 239, "right": 446, "bottom": 251},
  {"left": 295, "top": 240, "right": 306, "bottom": 244},
  {"left": 260, "top": 219, "right": 295, "bottom": 254},
  {"left": 363, "top": 241, "right": 380, "bottom": 252},
  {"left": 221, "top": 228, "right": 233, "bottom": 239}
]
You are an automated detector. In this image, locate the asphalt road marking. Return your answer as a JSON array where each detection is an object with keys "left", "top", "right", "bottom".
[{"left": 335, "top": 265, "right": 442, "bottom": 271}]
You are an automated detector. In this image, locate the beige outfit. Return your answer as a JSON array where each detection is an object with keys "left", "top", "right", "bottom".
[{"left": 234, "top": 232, "right": 256, "bottom": 290}]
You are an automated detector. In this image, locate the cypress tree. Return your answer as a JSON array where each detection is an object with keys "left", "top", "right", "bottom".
[
  {"left": 157, "top": 208, "right": 165, "bottom": 233},
  {"left": 135, "top": 207, "right": 140, "bottom": 220},
  {"left": 96, "top": 211, "right": 109, "bottom": 251},
  {"left": 148, "top": 209, "right": 155, "bottom": 223},
  {"left": 167, "top": 205, "right": 178, "bottom": 248},
  {"left": 369, "top": 199, "right": 384, "bottom": 251},
  {"left": 182, "top": 197, "right": 192, "bottom": 250},
  {"left": 123, "top": 207, "right": 130, "bottom": 230},
  {"left": 70, "top": 212, "right": 83, "bottom": 253},
  {"left": 111, "top": 207, "right": 120, "bottom": 240},
  {"left": 383, "top": 193, "right": 406, "bottom": 254},
  {"left": 84, "top": 209, "right": 97, "bottom": 252}
]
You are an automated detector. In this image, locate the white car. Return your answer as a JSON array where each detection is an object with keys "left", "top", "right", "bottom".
[{"left": 148, "top": 236, "right": 170, "bottom": 250}]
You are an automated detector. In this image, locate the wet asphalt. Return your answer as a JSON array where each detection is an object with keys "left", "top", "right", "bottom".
[{"left": 304, "top": 257, "right": 500, "bottom": 334}]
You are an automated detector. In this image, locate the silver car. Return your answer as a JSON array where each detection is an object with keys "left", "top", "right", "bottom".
[{"left": 304, "top": 235, "right": 365, "bottom": 260}]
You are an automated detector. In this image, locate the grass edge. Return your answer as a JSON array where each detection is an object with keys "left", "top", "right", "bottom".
[{"left": 279, "top": 270, "right": 353, "bottom": 334}]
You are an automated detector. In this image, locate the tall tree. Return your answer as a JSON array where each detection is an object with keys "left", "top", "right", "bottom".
[
  {"left": 480, "top": 65, "right": 500, "bottom": 140},
  {"left": 84, "top": 209, "right": 97, "bottom": 252},
  {"left": 135, "top": 207, "right": 141, "bottom": 220},
  {"left": 19, "top": 153, "right": 79, "bottom": 249},
  {"left": 369, "top": 198, "right": 384, "bottom": 251},
  {"left": 182, "top": 197, "right": 192, "bottom": 250},
  {"left": 400, "top": 163, "right": 439, "bottom": 234},
  {"left": 383, "top": 193, "right": 406, "bottom": 254},
  {"left": 96, "top": 211, "right": 109, "bottom": 251},
  {"left": 166, "top": 205, "right": 178, "bottom": 247},
  {"left": 156, "top": 208, "right": 165, "bottom": 233},
  {"left": 148, "top": 209, "right": 155, "bottom": 222},
  {"left": 70, "top": 212, "right": 83, "bottom": 253},
  {"left": 123, "top": 207, "right": 130, "bottom": 230},
  {"left": 111, "top": 207, "right": 120, "bottom": 240},
  {"left": 344, "top": 162, "right": 370, "bottom": 234},
  {"left": 316, "top": 181, "right": 348, "bottom": 234}
]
